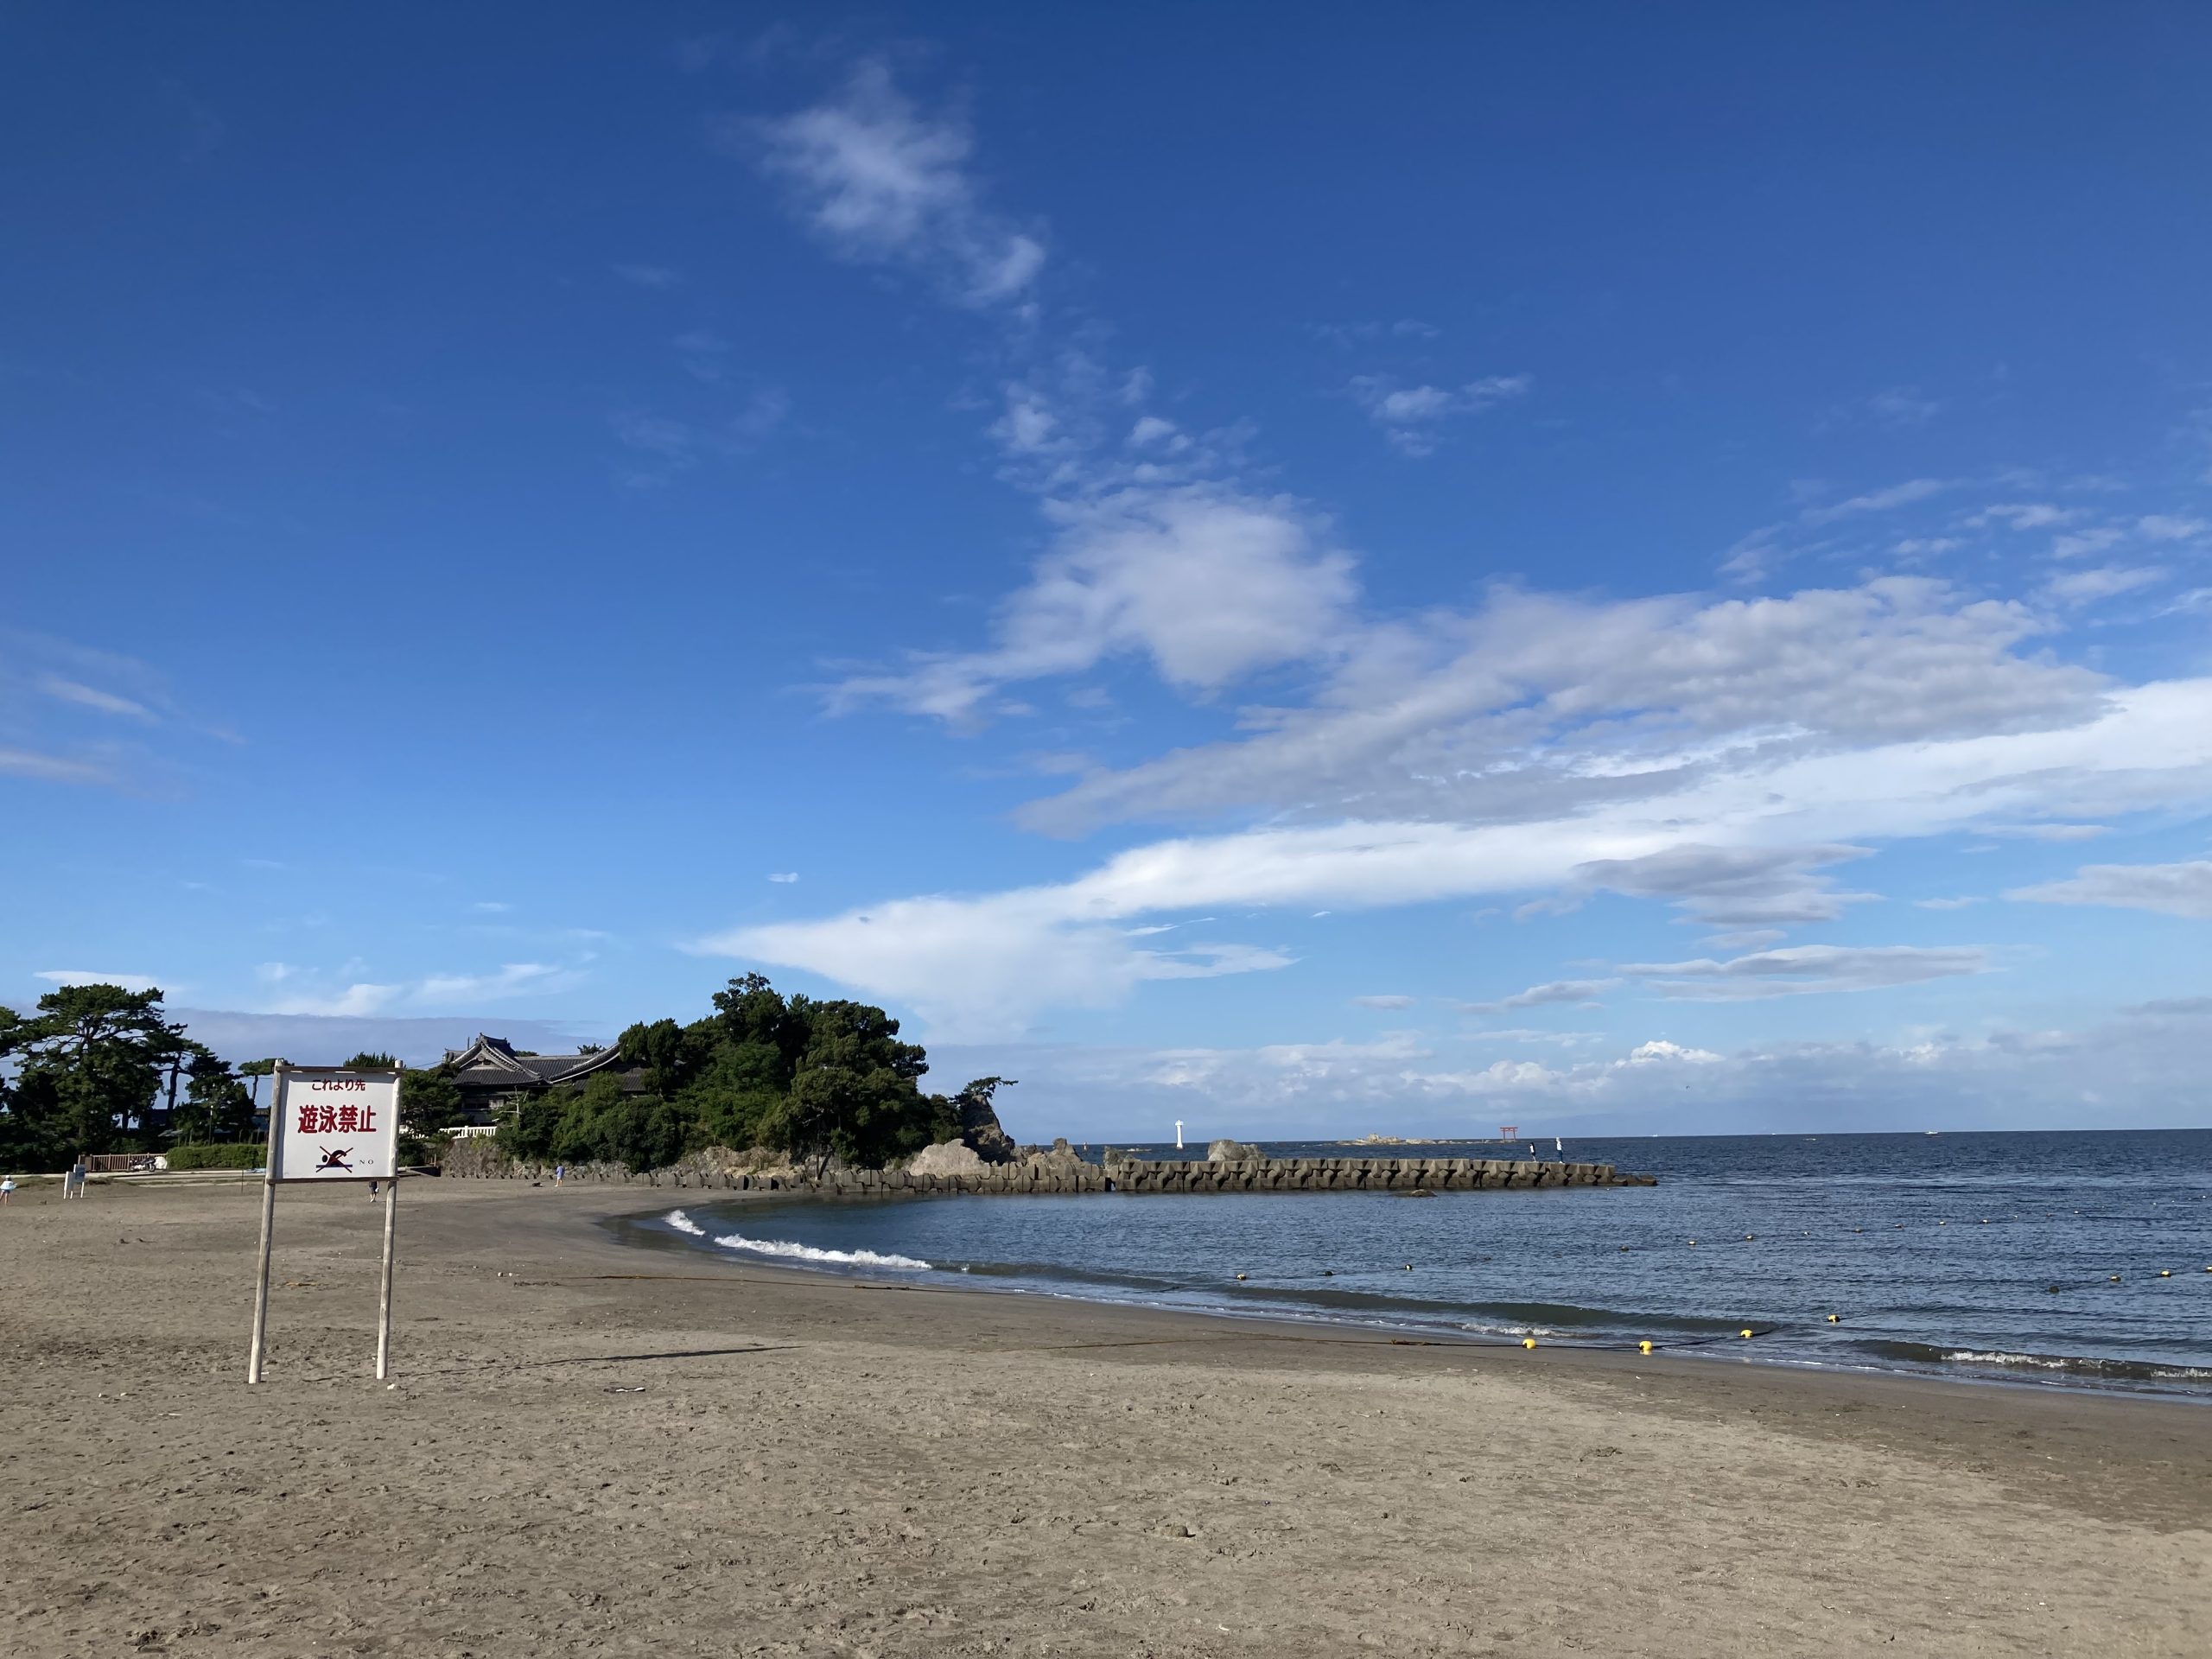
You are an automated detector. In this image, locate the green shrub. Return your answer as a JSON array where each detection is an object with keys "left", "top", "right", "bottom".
[{"left": 166, "top": 1142, "right": 265, "bottom": 1170}]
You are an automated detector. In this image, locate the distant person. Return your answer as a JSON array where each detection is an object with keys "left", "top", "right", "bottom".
[
  {"left": 0, "top": 1177, "right": 15, "bottom": 1205},
  {"left": 367, "top": 1179, "right": 379, "bottom": 1199},
  {"left": 554, "top": 1163, "right": 564, "bottom": 1187}
]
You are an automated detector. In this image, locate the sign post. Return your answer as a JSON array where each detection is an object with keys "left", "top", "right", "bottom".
[{"left": 245, "top": 1062, "right": 406, "bottom": 1384}]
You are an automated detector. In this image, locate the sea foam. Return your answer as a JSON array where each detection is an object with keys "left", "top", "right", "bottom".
[{"left": 663, "top": 1209, "right": 928, "bottom": 1270}]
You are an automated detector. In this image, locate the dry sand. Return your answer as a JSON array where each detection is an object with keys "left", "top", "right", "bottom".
[{"left": 3, "top": 1176, "right": 2206, "bottom": 1657}]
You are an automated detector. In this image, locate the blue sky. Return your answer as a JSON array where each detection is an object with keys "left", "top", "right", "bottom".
[{"left": 4, "top": 7, "right": 2209, "bottom": 1138}]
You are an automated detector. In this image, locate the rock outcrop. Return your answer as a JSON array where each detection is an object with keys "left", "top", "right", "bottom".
[
  {"left": 957, "top": 1090, "right": 1020, "bottom": 1164},
  {"left": 1206, "top": 1138, "right": 1262, "bottom": 1162},
  {"left": 907, "top": 1139, "right": 988, "bottom": 1177}
]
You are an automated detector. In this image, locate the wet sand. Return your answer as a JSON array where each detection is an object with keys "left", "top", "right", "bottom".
[{"left": 3, "top": 1177, "right": 2206, "bottom": 1656}]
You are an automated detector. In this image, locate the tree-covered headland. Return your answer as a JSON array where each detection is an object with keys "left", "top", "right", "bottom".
[
  {"left": 502, "top": 975, "right": 998, "bottom": 1173},
  {"left": 1, "top": 976, "right": 1006, "bottom": 1175}
]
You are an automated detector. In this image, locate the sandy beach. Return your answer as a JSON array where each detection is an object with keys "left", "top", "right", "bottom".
[{"left": 3, "top": 1178, "right": 2206, "bottom": 1657}]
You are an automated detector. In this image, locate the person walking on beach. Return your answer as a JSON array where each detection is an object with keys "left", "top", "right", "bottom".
[
  {"left": 554, "top": 1163, "right": 564, "bottom": 1187},
  {"left": 0, "top": 1177, "right": 16, "bottom": 1206}
]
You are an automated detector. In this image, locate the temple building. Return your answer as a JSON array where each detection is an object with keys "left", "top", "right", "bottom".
[{"left": 440, "top": 1034, "right": 649, "bottom": 1124}]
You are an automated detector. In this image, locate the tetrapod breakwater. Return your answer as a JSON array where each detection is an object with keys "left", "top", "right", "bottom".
[{"left": 724, "top": 1153, "right": 1656, "bottom": 1195}]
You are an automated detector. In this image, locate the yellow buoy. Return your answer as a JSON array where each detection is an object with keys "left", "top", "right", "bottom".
[
  {"left": 2110, "top": 1274, "right": 2121, "bottom": 1282},
  {"left": 1745, "top": 1233, "right": 1755, "bottom": 1241},
  {"left": 1235, "top": 1273, "right": 1248, "bottom": 1281},
  {"left": 1687, "top": 1238, "right": 1696, "bottom": 1246},
  {"left": 2159, "top": 1270, "right": 2171, "bottom": 1278},
  {"left": 1827, "top": 1313, "right": 1840, "bottom": 1323},
  {"left": 1638, "top": 1340, "right": 1654, "bottom": 1355},
  {"left": 1522, "top": 1337, "right": 1537, "bottom": 1350},
  {"left": 1739, "top": 1328, "right": 1754, "bottom": 1339},
  {"left": 1403, "top": 1263, "right": 1413, "bottom": 1272}
]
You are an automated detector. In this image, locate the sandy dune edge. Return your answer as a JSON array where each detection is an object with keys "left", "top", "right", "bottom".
[{"left": 3, "top": 1179, "right": 2205, "bottom": 1656}]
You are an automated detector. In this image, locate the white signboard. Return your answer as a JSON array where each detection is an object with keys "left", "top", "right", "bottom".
[{"left": 272, "top": 1069, "right": 402, "bottom": 1182}]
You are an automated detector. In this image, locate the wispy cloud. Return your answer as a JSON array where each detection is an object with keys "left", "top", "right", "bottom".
[
  {"left": 1348, "top": 373, "right": 1529, "bottom": 456},
  {"left": 744, "top": 60, "right": 1045, "bottom": 307},
  {"left": 263, "top": 960, "right": 589, "bottom": 1018},
  {"left": 1351, "top": 994, "right": 1414, "bottom": 1009},
  {"left": 1459, "top": 978, "right": 1619, "bottom": 1014},
  {"left": 0, "top": 747, "right": 113, "bottom": 786},
  {"left": 35, "top": 970, "right": 165, "bottom": 994},
  {"left": 36, "top": 676, "right": 157, "bottom": 720},
  {"left": 826, "top": 486, "right": 1358, "bottom": 727},
  {"left": 1967, "top": 502, "right": 2073, "bottom": 531},
  {"left": 2043, "top": 564, "right": 2164, "bottom": 605},
  {"left": 2008, "top": 860, "right": 2212, "bottom": 920},
  {"left": 1799, "top": 478, "right": 1950, "bottom": 525},
  {"left": 1615, "top": 944, "right": 1990, "bottom": 1001},
  {"left": 609, "top": 391, "right": 790, "bottom": 485}
]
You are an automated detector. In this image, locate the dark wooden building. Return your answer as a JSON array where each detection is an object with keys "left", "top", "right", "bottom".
[{"left": 441, "top": 1034, "right": 649, "bottom": 1125}]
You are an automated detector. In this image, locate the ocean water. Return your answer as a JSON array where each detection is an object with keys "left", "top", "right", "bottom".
[{"left": 616, "top": 1129, "right": 2212, "bottom": 1397}]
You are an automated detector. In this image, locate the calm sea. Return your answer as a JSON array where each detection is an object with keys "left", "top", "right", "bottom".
[{"left": 616, "top": 1129, "right": 2212, "bottom": 1398}]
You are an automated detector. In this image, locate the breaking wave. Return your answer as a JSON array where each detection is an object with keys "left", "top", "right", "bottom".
[{"left": 664, "top": 1210, "right": 930, "bottom": 1271}]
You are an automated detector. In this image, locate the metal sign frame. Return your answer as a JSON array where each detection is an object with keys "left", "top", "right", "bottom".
[{"left": 246, "top": 1060, "right": 408, "bottom": 1384}]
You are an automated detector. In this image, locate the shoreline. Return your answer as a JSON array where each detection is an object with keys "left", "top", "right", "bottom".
[
  {"left": 635, "top": 1187, "right": 2212, "bottom": 1405},
  {"left": 4, "top": 1179, "right": 2207, "bottom": 1655}
]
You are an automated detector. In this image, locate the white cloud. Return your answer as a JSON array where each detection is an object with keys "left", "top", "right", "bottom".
[
  {"left": 1571, "top": 844, "right": 1871, "bottom": 926},
  {"left": 2043, "top": 564, "right": 2164, "bottom": 604},
  {"left": 1022, "top": 576, "right": 2107, "bottom": 835},
  {"left": 1914, "top": 896, "right": 1983, "bottom": 910},
  {"left": 0, "top": 747, "right": 111, "bottom": 785},
  {"left": 2050, "top": 526, "right": 2126, "bottom": 560},
  {"left": 1351, "top": 994, "right": 1415, "bottom": 1009},
  {"left": 171, "top": 1008, "right": 601, "bottom": 1070},
  {"left": 2136, "top": 514, "right": 2207, "bottom": 543},
  {"left": 1981, "top": 822, "right": 2107, "bottom": 842},
  {"left": 411, "top": 963, "right": 582, "bottom": 1006},
  {"left": 1615, "top": 944, "right": 1991, "bottom": 1001},
  {"left": 1460, "top": 977, "right": 1620, "bottom": 1014},
  {"left": 1967, "top": 502, "right": 2073, "bottom": 531},
  {"left": 706, "top": 675, "right": 2212, "bottom": 1033},
  {"left": 1623, "top": 1039, "right": 1724, "bottom": 1065},
  {"left": 1799, "top": 478, "right": 1949, "bottom": 524},
  {"left": 36, "top": 676, "right": 156, "bottom": 721},
  {"left": 768, "top": 872, "right": 801, "bottom": 883},
  {"left": 1349, "top": 373, "right": 1529, "bottom": 455},
  {"left": 34, "top": 970, "right": 165, "bottom": 994},
  {"left": 828, "top": 485, "right": 1357, "bottom": 725},
  {"left": 931, "top": 1000, "right": 2212, "bottom": 1138},
  {"left": 2008, "top": 860, "right": 2212, "bottom": 920},
  {"left": 747, "top": 60, "right": 1045, "bottom": 307},
  {"left": 263, "top": 961, "right": 585, "bottom": 1018},
  {"left": 1863, "top": 386, "right": 1941, "bottom": 427}
]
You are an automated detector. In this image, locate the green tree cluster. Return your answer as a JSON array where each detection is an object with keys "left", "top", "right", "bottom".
[
  {"left": 0, "top": 983, "right": 259, "bottom": 1170},
  {"left": 499, "top": 975, "right": 968, "bottom": 1173}
]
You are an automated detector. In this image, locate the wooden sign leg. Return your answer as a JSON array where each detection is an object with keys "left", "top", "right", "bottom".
[
  {"left": 374, "top": 1176, "right": 398, "bottom": 1380},
  {"left": 246, "top": 1173, "right": 277, "bottom": 1384}
]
